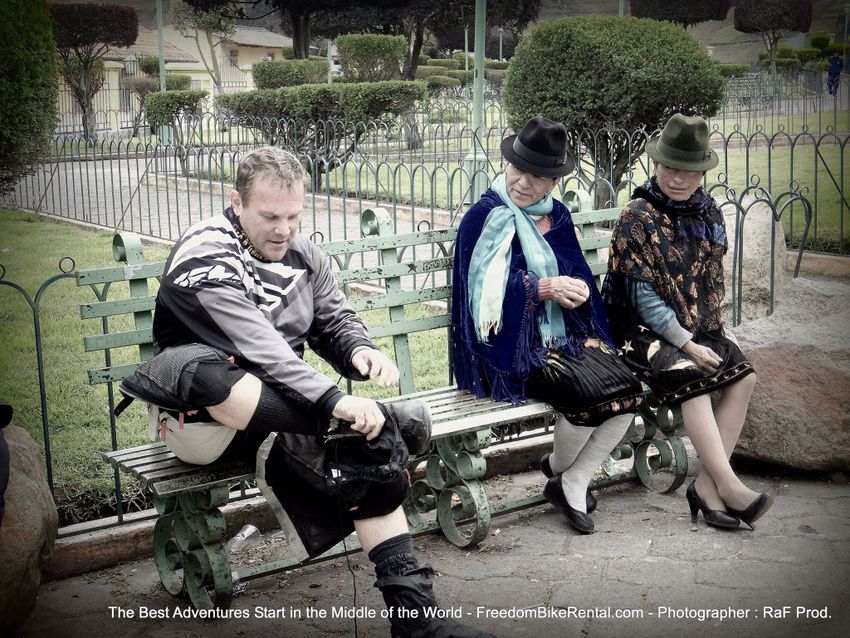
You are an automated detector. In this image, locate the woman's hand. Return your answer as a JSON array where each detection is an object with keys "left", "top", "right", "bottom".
[
  {"left": 545, "top": 276, "right": 590, "bottom": 309},
  {"left": 682, "top": 340, "right": 722, "bottom": 373}
]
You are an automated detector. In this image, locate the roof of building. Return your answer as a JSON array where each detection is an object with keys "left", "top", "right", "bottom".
[
  {"left": 104, "top": 26, "right": 198, "bottom": 64},
  {"left": 226, "top": 25, "right": 292, "bottom": 49}
]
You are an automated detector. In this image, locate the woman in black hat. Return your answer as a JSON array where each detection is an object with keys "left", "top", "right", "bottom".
[
  {"left": 451, "top": 115, "right": 644, "bottom": 534},
  {"left": 602, "top": 113, "right": 773, "bottom": 531}
]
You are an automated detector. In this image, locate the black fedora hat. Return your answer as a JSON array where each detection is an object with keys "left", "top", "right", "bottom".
[
  {"left": 646, "top": 113, "right": 718, "bottom": 172},
  {"left": 501, "top": 115, "right": 575, "bottom": 178}
]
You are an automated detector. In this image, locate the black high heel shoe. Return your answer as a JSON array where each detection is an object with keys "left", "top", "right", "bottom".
[
  {"left": 725, "top": 492, "right": 774, "bottom": 530},
  {"left": 686, "top": 481, "right": 740, "bottom": 529},
  {"left": 543, "top": 474, "right": 594, "bottom": 534},
  {"left": 540, "top": 453, "right": 597, "bottom": 513}
]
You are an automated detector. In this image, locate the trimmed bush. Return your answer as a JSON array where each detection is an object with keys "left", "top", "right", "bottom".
[
  {"left": 504, "top": 16, "right": 723, "bottom": 207},
  {"left": 139, "top": 55, "right": 160, "bottom": 77},
  {"left": 425, "top": 58, "right": 461, "bottom": 70},
  {"left": 418, "top": 54, "right": 430, "bottom": 65},
  {"left": 336, "top": 34, "right": 406, "bottom": 82},
  {"left": 809, "top": 33, "right": 831, "bottom": 55},
  {"left": 716, "top": 63, "right": 751, "bottom": 78},
  {"left": 760, "top": 57, "right": 800, "bottom": 70},
  {"left": 145, "top": 89, "right": 208, "bottom": 127},
  {"left": 427, "top": 75, "right": 461, "bottom": 92},
  {"left": 165, "top": 74, "right": 191, "bottom": 91},
  {"left": 445, "top": 69, "right": 474, "bottom": 84},
  {"left": 485, "top": 69, "right": 507, "bottom": 88},
  {"left": 791, "top": 47, "right": 822, "bottom": 63},
  {"left": 281, "top": 46, "right": 294, "bottom": 60},
  {"left": 253, "top": 59, "right": 329, "bottom": 89},
  {"left": 776, "top": 44, "right": 796, "bottom": 59},
  {"left": 485, "top": 59, "right": 509, "bottom": 70},
  {"left": 216, "top": 80, "right": 426, "bottom": 123},
  {"left": 414, "top": 65, "right": 443, "bottom": 80},
  {"left": 0, "top": 0, "right": 57, "bottom": 195}
]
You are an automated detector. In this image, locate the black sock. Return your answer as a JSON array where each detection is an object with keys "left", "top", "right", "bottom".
[
  {"left": 368, "top": 533, "right": 417, "bottom": 577},
  {"left": 246, "top": 383, "right": 317, "bottom": 435}
]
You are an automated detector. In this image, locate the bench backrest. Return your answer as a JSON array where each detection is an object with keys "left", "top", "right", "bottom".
[{"left": 77, "top": 206, "right": 621, "bottom": 395}]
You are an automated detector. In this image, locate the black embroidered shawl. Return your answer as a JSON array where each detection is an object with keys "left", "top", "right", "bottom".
[{"left": 602, "top": 178, "right": 728, "bottom": 339}]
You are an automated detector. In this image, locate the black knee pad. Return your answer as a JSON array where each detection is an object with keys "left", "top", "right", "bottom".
[
  {"left": 187, "top": 359, "right": 247, "bottom": 406},
  {"left": 349, "top": 472, "right": 410, "bottom": 520}
]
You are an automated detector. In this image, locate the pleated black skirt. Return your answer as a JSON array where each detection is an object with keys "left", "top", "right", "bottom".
[{"left": 525, "top": 341, "right": 644, "bottom": 427}]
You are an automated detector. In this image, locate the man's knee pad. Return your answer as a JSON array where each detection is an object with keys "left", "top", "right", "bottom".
[
  {"left": 186, "top": 359, "right": 247, "bottom": 406},
  {"left": 349, "top": 472, "right": 409, "bottom": 520}
]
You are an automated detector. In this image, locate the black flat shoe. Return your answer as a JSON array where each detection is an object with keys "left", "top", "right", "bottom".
[
  {"left": 540, "top": 453, "right": 597, "bottom": 513},
  {"left": 725, "top": 492, "right": 774, "bottom": 530},
  {"left": 686, "top": 481, "right": 740, "bottom": 530},
  {"left": 543, "top": 475, "right": 594, "bottom": 534}
]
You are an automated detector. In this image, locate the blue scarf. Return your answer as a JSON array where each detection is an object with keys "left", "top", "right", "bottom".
[{"left": 467, "top": 173, "right": 567, "bottom": 347}]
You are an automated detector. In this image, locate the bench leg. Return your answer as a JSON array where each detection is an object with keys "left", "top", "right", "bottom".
[
  {"left": 152, "top": 485, "right": 234, "bottom": 609},
  {"left": 405, "top": 430, "right": 492, "bottom": 548},
  {"left": 626, "top": 402, "right": 689, "bottom": 493}
]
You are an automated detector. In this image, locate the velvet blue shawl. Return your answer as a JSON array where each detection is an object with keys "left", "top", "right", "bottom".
[{"left": 451, "top": 189, "right": 614, "bottom": 404}]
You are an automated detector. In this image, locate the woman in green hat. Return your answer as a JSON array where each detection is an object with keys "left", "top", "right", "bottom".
[{"left": 602, "top": 113, "right": 774, "bottom": 531}]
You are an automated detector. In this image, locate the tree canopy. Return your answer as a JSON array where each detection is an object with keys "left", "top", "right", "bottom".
[
  {"left": 503, "top": 16, "right": 724, "bottom": 207},
  {"left": 49, "top": 2, "right": 139, "bottom": 140},
  {"left": 630, "top": 0, "right": 730, "bottom": 29},
  {"left": 0, "top": 0, "right": 58, "bottom": 194},
  {"left": 734, "top": 0, "right": 813, "bottom": 78}
]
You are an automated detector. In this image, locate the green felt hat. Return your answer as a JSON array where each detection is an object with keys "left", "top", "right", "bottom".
[{"left": 646, "top": 113, "right": 718, "bottom": 172}]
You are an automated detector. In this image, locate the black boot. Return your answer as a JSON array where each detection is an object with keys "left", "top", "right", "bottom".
[
  {"left": 382, "top": 400, "right": 432, "bottom": 456},
  {"left": 370, "top": 535, "right": 495, "bottom": 638}
]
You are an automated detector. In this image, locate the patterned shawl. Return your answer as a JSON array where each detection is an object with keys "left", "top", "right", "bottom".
[{"left": 602, "top": 177, "right": 727, "bottom": 337}]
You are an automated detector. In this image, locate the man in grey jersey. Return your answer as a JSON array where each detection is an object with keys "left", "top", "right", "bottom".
[{"left": 130, "top": 147, "right": 490, "bottom": 638}]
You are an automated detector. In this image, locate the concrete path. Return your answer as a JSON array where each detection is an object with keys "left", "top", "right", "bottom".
[{"left": 21, "top": 468, "right": 850, "bottom": 638}]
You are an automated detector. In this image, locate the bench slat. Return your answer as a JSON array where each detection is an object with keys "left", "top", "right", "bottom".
[
  {"left": 102, "top": 441, "right": 169, "bottom": 463},
  {"left": 369, "top": 315, "right": 451, "bottom": 338},
  {"left": 150, "top": 465, "right": 255, "bottom": 498},
  {"left": 349, "top": 285, "right": 452, "bottom": 312},
  {"left": 322, "top": 228, "right": 457, "bottom": 256},
  {"left": 76, "top": 262, "right": 165, "bottom": 286},
  {"left": 88, "top": 362, "right": 143, "bottom": 384},
  {"left": 571, "top": 208, "right": 621, "bottom": 224},
  {"left": 84, "top": 328, "right": 153, "bottom": 352},
  {"left": 80, "top": 296, "right": 156, "bottom": 319},
  {"left": 335, "top": 256, "right": 452, "bottom": 285}
]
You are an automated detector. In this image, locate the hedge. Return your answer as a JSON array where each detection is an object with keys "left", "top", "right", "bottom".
[
  {"left": 427, "top": 75, "right": 461, "bottom": 92},
  {"left": 424, "top": 59, "right": 461, "bottom": 70},
  {"left": 215, "top": 81, "right": 426, "bottom": 123},
  {"left": 252, "top": 59, "right": 329, "bottom": 89},
  {"left": 0, "top": 0, "right": 57, "bottom": 195},
  {"left": 336, "top": 34, "right": 406, "bottom": 82},
  {"left": 145, "top": 89, "right": 208, "bottom": 127},
  {"left": 716, "top": 63, "right": 750, "bottom": 78}
]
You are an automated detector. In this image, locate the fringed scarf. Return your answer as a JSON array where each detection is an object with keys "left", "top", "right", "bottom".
[
  {"left": 602, "top": 177, "right": 727, "bottom": 336},
  {"left": 451, "top": 187, "right": 614, "bottom": 405},
  {"left": 467, "top": 173, "right": 567, "bottom": 347}
]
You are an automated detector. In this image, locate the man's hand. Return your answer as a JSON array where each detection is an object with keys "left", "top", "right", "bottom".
[
  {"left": 682, "top": 340, "right": 722, "bottom": 373},
  {"left": 332, "top": 395, "right": 385, "bottom": 440},
  {"left": 351, "top": 348, "right": 400, "bottom": 387},
  {"left": 548, "top": 276, "right": 590, "bottom": 309}
]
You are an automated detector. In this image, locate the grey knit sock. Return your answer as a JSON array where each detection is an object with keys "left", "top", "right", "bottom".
[
  {"left": 549, "top": 416, "right": 594, "bottom": 475},
  {"left": 560, "top": 413, "right": 632, "bottom": 513}
]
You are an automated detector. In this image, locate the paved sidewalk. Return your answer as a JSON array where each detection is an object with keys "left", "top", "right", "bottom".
[{"left": 20, "top": 468, "right": 850, "bottom": 638}]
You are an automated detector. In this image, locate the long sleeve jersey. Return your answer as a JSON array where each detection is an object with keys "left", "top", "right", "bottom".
[{"left": 153, "top": 209, "right": 376, "bottom": 418}]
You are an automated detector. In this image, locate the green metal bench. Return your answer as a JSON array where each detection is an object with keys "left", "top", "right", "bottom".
[{"left": 81, "top": 204, "right": 688, "bottom": 610}]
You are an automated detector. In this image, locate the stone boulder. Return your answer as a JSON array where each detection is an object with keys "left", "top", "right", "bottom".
[
  {"left": 731, "top": 276, "right": 850, "bottom": 471},
  {"left": 0, "top": 424, "right": 58, "bottom": 635},
  {"left": 718, "top": 193, "right": 788, "bottom": 318}
]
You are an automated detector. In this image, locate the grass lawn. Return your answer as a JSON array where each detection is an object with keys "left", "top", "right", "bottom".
[{"left": 0, "top": 208, "right": 450, "bottom": 524}]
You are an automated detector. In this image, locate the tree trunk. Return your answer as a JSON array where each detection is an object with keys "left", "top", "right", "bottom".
[
  {"left": 402, "top": 20, "right": 425, "bottom": 81},
  {"left": 288, "top": 9, "right": 311, "bottom": 59}
]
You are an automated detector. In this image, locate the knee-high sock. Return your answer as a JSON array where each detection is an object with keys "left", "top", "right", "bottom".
[
  {"left": 560, "top": 413, "right": 632, "bottom": 513},
  {"left": 548, "top": 415, "right": 594, "bottom": 475}
]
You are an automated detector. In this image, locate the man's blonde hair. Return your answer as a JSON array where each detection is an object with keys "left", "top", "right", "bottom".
[{"left": 234, "top": 147, "right": 306, "bottom": 204}]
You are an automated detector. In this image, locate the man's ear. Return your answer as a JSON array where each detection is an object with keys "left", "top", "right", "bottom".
[{"left": 230, "top": 189, "right": 242, "bottom": 213}]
